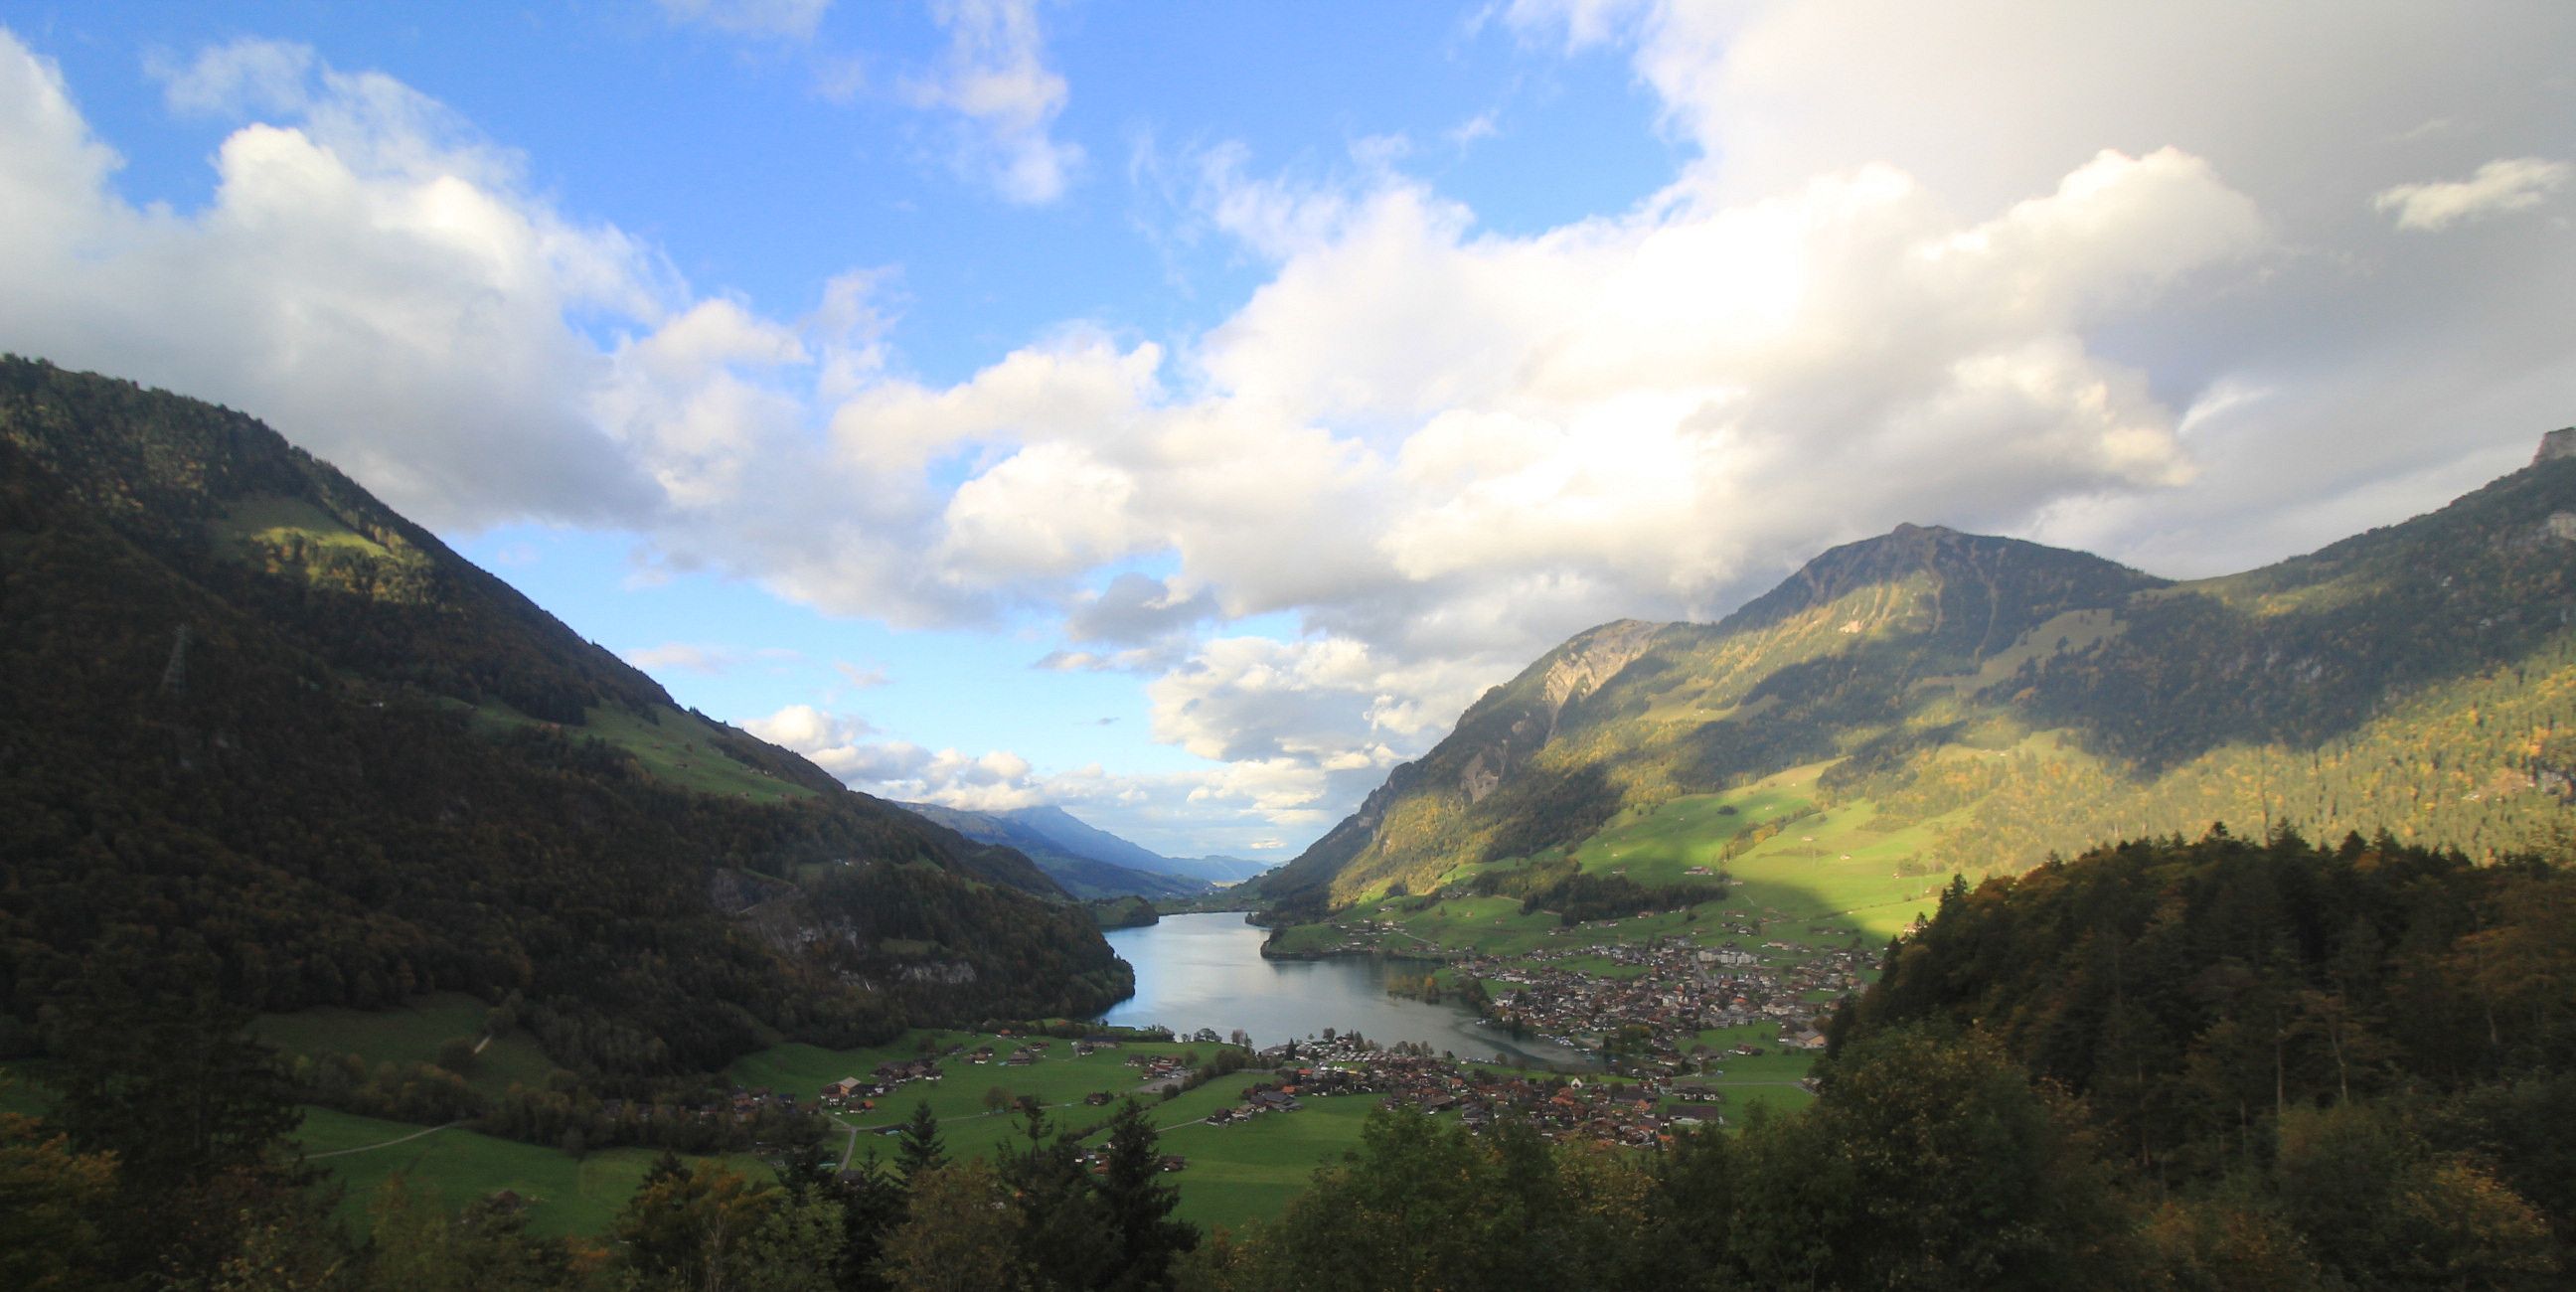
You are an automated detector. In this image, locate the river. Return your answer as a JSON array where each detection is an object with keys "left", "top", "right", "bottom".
[{"left": 1091, "top": 912, "right": 1592, "bottom": 1067}]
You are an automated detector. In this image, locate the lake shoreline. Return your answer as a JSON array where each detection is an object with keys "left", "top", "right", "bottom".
[{"left": 1094, "top": 911, "right": 1594, "bottom": 1069}]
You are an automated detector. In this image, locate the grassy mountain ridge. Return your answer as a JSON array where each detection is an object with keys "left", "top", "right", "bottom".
[
  {"left": 1259, "top": 446, "right": 2576, "bottom": 911},
  {"left": 0, "top": 357, "right": 1124, "bottom": 1076}
]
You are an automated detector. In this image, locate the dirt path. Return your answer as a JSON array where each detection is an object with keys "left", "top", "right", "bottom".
[{"left": 305, "top": 1120, "right": 466, "bottom": 1159}]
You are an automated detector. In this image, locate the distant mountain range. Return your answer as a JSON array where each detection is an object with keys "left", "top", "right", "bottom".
[
  {"left": 901, "top": 803, "right": 1277, "bottom": 898},
  {"left": 1256, "top": 431, "right": 2576, "bottom": 912},
  {"left": 0, "top": 358, "right": 1128, "bottom": 1074}
]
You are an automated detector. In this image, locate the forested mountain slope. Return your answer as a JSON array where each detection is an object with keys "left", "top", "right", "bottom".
[
  {"left": 0, "top": 357, "right": 1127, "bottom": 1077},
  {"left": 1260, "top": 441, "right": 2576, "bottom": 910}
]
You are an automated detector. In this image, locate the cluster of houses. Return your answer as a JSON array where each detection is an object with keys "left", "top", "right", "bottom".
[
  {"left": 1126, "top": 1051, "right": 1193, "bottom": 1087},
  {"left": 1221, "top": 1036, "right": 1821, "bottom": 1148},
  {"left": 810, "top": 1034, "right": 1147, "bottom": 1109},
  {"left": 1465, "top": 934, "right": 1868, "bottom": 1073},
  {"left": 814, "top": 1055, "right": 944, "bottom": 1110}
]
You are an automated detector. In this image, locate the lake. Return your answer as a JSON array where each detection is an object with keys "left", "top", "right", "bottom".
[{"left": 1092, "top": 912, "right": 1591, "bottom": 1067}]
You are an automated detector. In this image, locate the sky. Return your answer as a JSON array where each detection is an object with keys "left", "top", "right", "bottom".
[{"left": 1, "top": 2, "right": 2571, "bottom": 862}]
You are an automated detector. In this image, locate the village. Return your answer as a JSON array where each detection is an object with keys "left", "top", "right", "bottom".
[
  {"left": 1466, "top": 931, "right": 1873, "bottom": 1073},
  {"left": 707, "top": 913, "right": 1877, "bottom": 1169},
  {"left": 1198, "top": 1033, "right": 1782, "bottom": 1149}
]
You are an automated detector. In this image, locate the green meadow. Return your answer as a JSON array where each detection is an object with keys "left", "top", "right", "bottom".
[
  {"left": 294, "top": 1106, "right": 764, "bottom": 1239},
  {"left": 1150, "top": 1091, "right": 1382, "bottom": 1231},
  {"left": 209, "top": 494, "right": 398, "bottom": 564},
  {"left": 581, "top": 704, "right": 817, "bottom": 803},
  {"left": 1688, "top": 1025, "right": 1820, "bottom": 1117},
  {"left": 733, "top": 1030, "right": 1289, "bottom": 1156},
  {"left": 464, "top": 701, "right": 816, "bottom": 803},
  {"left": 1274, "top": 763, "right": 1945, "bottom": 963},
  {"left": 252, "top": 992, "right": 558, "bottom": 1098}
]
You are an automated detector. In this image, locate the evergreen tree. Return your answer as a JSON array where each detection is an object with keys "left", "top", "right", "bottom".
[
  {"left": 833, "top": 1150, "right": 907, "bottom": 1292},
  {"left": 894, "top": 1101, "right": 947, "bottom": 1183},
  {"left": 999, "top": 1103, "right": 1114, "bottom": 1291},
  {"left": 1096, "top": 1099, "right": 1195, "bottom": 1290}
]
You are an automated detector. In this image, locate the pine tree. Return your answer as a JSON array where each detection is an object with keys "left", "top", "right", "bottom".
[
  {"left": 1096, "top": 1099, "right": 1196, "bottom": 1290},
  {"left": 894, "top": 1101, "right": 946, "bottom": 1184}
]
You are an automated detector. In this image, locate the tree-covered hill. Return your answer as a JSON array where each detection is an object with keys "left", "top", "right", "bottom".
[
  {"left": 0, "top": 357, "right": 1127, "bottom": 1079},
  {"left": 1257, "top": 442, "right": 2576, "bottom": 911}
]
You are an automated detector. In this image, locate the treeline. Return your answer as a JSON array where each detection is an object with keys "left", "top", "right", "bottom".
[{"left": 1848, "top": 828, "right": 2576, "bottom": 1191}]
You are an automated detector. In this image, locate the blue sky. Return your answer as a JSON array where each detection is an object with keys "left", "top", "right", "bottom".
[{"left": 1, "top": 1, "right": 2571, "bottom": 859}]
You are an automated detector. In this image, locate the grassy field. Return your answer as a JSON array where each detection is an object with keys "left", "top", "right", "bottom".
[
  {"left": 1688, "top": 1025, "right": 1820, "bottom": 1117},
  {"left": 1279, "top": 764, "right": 1944, "bottom": 964},
  {"left": 580, "top": 705, "right": 818, "bottom": 803},
  {"left": 252, "top": 993, "right": 559, "bottom": 1098},
  {"left": 728, "top": 1030, "right": 1437, "bottom": 1229},
  {"left": 1152, "top": 1091, "right": 1381, "bottom": 1231},
  {"left": 209, "top": 494, "right": 396, "bottom": 563},
  {"left": 465, "top": 701, "right": 816, "bottom": 803},
  {"left": 731, "top": 1030, "right": 1247, "bottom": 1162},
  {"left": 294, "top": 1107, "right": 765, "bottom": 1238}
]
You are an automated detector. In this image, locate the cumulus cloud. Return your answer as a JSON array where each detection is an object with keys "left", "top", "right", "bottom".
[
  {"left": 906, "top": 0, "right": 1081, "bottom": 204},
  {"left": 7, "top": 6, "right": 2575, "bottom": 855},
  {"left": 0, "top": 35, "right": 667, "bottom": 530},
  {"left": 2374, "top": 157, "right": 2570, "bottom": 232}
]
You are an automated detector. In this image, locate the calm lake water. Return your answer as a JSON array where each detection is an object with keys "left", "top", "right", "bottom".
[{"left": 1092, "top": 912, "right": 1591, "bottom": 1067}]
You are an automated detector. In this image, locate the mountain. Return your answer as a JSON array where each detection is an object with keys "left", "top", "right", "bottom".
[
  {"left": 898, "top": 803, "right": 1208, "bottom": 900},
  {"left": 899, "top": 803, "right": 1278, "bottom": 894},
  {"left": 0, "top": 357, "right": 1128, "bottom": 1075},
  {"left": 998, "top": 807, "right": 1278, "bottom": 887},
  {"left": 1157, "top": 854, "right": 1277, "bottom": 887},
  {"left": 1259, "top": 439, "right": 2576, "bottom": 911},
  {"left": 1000, "top": 805, "right": 1180, "bottom": 873}
]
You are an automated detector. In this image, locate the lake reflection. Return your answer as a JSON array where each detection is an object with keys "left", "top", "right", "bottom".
[{"left": 1094, "top": 912, "right": 1591, "bottom": 1068}]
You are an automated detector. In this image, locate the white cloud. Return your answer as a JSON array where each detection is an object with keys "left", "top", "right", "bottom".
[
  {"left": 0, "top": 35, "right": 668, "bottom": 530},
  {"left": 1062, "top": 572, "right": 1218, "bottom": 645},
  {"left": 906, "top": 0, "right": 1082, "bottom": 204},
  {"left": 2374, "top": 157, "right": 2571, "bottom": 232},
  {"left": 624, "top": 642, "right": 742, "bottom": 674},
  {"left": 153, "top": 37, "right": 315, "bottom": 117},
  {"left": 834, "top": 659, "right": 889, "bottom": 689},
  {"left": 8, "top": 7, "right": 2576, "bottom": 856},
  {"left": 657, "top": 0, "right": 833, "bottom": 42}
]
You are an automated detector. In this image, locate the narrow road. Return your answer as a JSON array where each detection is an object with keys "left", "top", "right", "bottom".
[{"left": 304, "top": 1120, "right": 467, "bottom": 1159}]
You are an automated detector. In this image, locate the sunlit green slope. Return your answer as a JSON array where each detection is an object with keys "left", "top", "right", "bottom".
[{"left": 1261, "top": 440, "right": 2576, "bottom": 912}]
